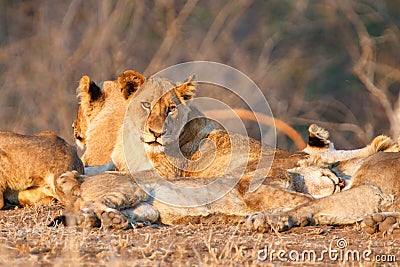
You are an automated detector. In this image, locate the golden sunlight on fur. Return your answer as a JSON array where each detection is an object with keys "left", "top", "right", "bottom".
[
  {"left": 0, "top": 131, "right": 83, "bottom": 209},
  {"left": 52, "top": 70, "right": 399, "bottom": 233}
]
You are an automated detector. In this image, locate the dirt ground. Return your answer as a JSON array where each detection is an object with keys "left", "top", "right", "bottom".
[{"left": 0, "top": 202, "right": 398, "bottom": 267}]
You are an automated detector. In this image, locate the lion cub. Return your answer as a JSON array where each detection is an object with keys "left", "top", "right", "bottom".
[{"left": 0, "top": 131, "right": 83, "bottom": 208}]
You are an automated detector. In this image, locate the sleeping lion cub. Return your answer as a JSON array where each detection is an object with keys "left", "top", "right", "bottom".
[{"left": 0, "top": 131, "right": 83, "bottom": 209}]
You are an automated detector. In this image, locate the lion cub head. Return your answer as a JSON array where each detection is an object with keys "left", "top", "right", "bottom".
[{"left": 74, "top": 70, "right": 145, "bottom": 166}]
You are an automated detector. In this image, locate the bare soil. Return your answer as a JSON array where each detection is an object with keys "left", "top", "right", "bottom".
[{"left": 0, "top": 202, "right": 398, "bottom": 266}]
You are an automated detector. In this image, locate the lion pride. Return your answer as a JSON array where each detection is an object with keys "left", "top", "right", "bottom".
[{"left": 55, "top": 70, "right": 398, "bottom": 235}]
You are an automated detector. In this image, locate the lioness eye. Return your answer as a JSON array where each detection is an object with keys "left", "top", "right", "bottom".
[
  {"left": 168, "top": 105, "right": 177, "bottom": 113},
  {"left": 141, "top": 102, "right": 151, "bottom": 110}
]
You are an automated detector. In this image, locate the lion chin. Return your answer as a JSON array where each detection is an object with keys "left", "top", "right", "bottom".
[{"left": 144, "top": 142, "right": 165, "bottom": 154}]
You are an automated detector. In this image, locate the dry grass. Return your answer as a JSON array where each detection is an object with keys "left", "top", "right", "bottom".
[{"left": 0, "top": 202, "right": 398, "bottom": 266}]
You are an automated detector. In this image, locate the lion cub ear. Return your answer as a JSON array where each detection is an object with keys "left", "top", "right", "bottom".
[
  {"left": 78, "top": 75, "right": 102, "bottom": 107},
  {"left": 175, "top": 75, "right": 197, "bottom": 101},
  {"left": 118, "top": 70, "right": 146, "bottom": 99}
]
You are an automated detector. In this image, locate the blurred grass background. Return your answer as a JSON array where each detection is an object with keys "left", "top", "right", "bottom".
[{"left": 0, "top": 0, "right": 399, "bottom": 151}]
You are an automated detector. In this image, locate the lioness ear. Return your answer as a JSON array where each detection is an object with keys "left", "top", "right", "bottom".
[
  {"left": 175, "top": 75, "right": 197, "bottom": 101},
  {"left": 78, "top": 75, "right": 102, "bottom": 107},
  {"left": 118, "top": 70, "right": 146, "bottom": 99}
]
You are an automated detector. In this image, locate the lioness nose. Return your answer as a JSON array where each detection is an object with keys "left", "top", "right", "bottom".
[{"left": 150, "top": 129, "right": 162, "bottom": 138}]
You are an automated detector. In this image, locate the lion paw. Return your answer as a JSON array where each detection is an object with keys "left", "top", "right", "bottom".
[
  {"left": 77, "top": 208, "right": 100, "bottom": 228},
  {"left": 101, "top": 208, "right": 129, "bottom": 229},
  {"left": 362, "top": 212, "right": 400, "bottom": 235},
  {"left": 245, "top": 212, "right": 295, "bottom": 233},
  {"left": 56, "top": 171, "right": 82, "bottom": 198}
]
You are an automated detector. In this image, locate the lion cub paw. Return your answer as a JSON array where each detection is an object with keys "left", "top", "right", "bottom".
[
  {"left": 362, "top": 212, "right": 400, "bottom": 235},
  {"left": 101, "top": 208, "right": 129, "bottom": 229},
  {"left": 77, "top": 208, "right": 100, "bottom": 228},
  {"left": 56, "top": 171, "right": 83, "bottom": 198},
  {"left": 245, "top": 212, "right": 295, "bottom": 233}
]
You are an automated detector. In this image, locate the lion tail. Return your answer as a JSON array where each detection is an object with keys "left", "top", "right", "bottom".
[{"left": 363, "top": 135, "right": 398, "bottom": 156}]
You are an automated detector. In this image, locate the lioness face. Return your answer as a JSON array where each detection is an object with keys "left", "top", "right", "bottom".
[
  {"left": 74, "top": 70, "right": 145, "bottom": 152},
  {"left": 138, "top": 76, "right": 196, "bottom": 154}
]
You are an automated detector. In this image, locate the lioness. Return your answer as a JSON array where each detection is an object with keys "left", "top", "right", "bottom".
[
  {"left": 52, "top": 71, "right": 396, "bottom": 229},
  {"left": 0, "top": 131, "right": 83, "bottom": 209},
  {"left": 75, "top": 70, "right": 145, "bottom": 166}
]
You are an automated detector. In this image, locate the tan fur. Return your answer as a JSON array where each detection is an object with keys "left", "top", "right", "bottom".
[
  {"left": 74, "top": 70, "right": 145, "bottom": 166},
  {"left": 288, "top": 166, "right": 342, "bottom": 198},
  {"left": 245, "top": 152, "right": 400, "bottom": 234},
  {"left": 53, "top": 74, "right": 359, "bottom": 228},
  {"left": 72, "top": 106, "right": 87, "bottom": 150},
  {"left": 303, "top": 124, "right": 397, "bottom": 162},
  {"left": 55, "top": 73, "right": 322, "bottom": 227},
  {"left": 55, "top": 170, "right": 314, "bottom": 228},
  {"left": 91, "top": 75, "right": 345, "bottom": 192},
  {"left": 0, "top": 131, "right": 83, "bottom": 209},
  {"left": 62, "top": 71, "right": 396, "bottom": 231},
  {"left": 83, "top": 74, "right": 340, "bottom": 198},
  {"left": 362, "top": 212, "right": 400, "bottom": 235}
]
